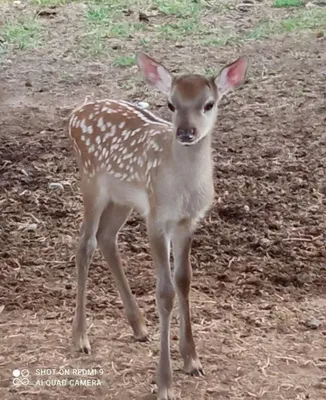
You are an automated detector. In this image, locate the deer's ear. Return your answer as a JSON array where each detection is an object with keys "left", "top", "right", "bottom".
[
  {"left": 215, "top": 56, "right": 249, "bottom": 100},
  {"left": 136, "top": 52, "right": 172, "bottom": 95}
]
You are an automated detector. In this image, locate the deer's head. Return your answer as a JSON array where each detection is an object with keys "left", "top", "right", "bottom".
[{"left": 136, "top": 52, "right": 249, "bottom": 146}]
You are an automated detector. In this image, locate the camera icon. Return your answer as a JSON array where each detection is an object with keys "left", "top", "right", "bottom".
[{"left": 12, "top": 369, "right": 30, "bottom": 386}]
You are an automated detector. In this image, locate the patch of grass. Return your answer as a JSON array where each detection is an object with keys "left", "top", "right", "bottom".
[
  {"left": 204, "top": 8, "right": 326, "bottom": 47},
  {"left": 113, "top": 54, "right": 135, "bottom": 67},
  {"left": 86, "top": 4, "right": 117, "bottom": 23},
  {"left": 81, "top": 0, "right": 209, "bottom": 54},
  {"left": 247, "top": 8, "right": 326, "bottom": 40},
  {"left": 0, "top": 17, "right": 42, "bottom": 52},
  {"left": 82, "top": 3, "right": 149, "bottom": 54},
  {"left": 273, "top": 0, "right": 304, "bottom": 8},
  {"left": 203, "top": 32, "right": 240, "bottom": 47},
  {"left": 30, "top": 0, "right": 76, "bottom": 5},
  {"left": 154, "top": 0, "right": 202, "bottom": 17},
  {"left": 158, "top": 18, "right": 201, "bottom": 39}
]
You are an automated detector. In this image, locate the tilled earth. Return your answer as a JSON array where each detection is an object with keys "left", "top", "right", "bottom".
[{"left": 0, "top": 2, "right": 326, "bottom": 400}]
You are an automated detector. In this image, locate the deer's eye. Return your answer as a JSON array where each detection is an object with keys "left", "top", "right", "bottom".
[
  {"left": 204, "top": 101, "right": 215, "bottom": 113},
  {"left": 168, "top": 102, "right": 175, "bottom": 112}
]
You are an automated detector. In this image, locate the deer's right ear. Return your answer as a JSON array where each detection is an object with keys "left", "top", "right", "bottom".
[{"left": 136, "top": 52, "right": 172, "bottom": 95}]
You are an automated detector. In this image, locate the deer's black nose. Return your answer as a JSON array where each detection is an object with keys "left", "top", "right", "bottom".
[{"left": 176, "top": 127, "right": 196, "bottom": 143}]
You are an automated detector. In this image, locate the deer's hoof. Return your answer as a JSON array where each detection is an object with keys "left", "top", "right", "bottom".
[
  {"left": 184, "top": 357, "right": 204, "bottom": 377},
  {"left": 133, "top": 325, "right": 150, "bottom": 342},
  {"left": 157, "top": 388, "right": 175, "bottom": 400},
  {"left": 73, "top": 325, "right": 91, "bottom": 354}
]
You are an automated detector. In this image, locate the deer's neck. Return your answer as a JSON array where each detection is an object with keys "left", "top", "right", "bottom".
[{"left": 171, "top": 133, "right": 213, "bottom": 176}]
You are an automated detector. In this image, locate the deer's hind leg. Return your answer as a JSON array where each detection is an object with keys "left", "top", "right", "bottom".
[{"left": 97, "top": 202, "right": 148, "bottom": 341}]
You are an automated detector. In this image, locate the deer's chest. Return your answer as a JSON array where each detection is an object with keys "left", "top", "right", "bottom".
[{"left": 154, "top": 173, "right": 214, "bottom": 223}]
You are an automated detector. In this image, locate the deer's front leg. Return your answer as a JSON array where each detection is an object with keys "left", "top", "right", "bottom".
[
  {"left": 147, "top": 218, "right": 175, "bottom": 400},
  {"left": 172, "top": 220, "right": 203, "bottom": 376}
]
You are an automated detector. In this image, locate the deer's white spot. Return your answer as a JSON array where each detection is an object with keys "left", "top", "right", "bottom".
[
  {"left": 81, "top": 135, "right": 86, "bottom": 142},
  {"left": 112, "top": 136, "right": 118, "bottom": 144},
  {"left": 131, "top": 140, "right": 136, "bottom": 147},
  {"left": 80, "top": 119, "right": 87, "bottom": 134},
  {"left": 113, "top": 143, "right": 120, "bottom": 152},
  {"left": 94, "top": 151, "right": 99, "bottom": 157},
  {"left": 102, "top": 148, "right": 108, "bottom": 158},
  {"left": 123, "top": 130, "right": 131, "bottom": 140},
  {"left": 88, "top": 144, "right": 95, "bottom": 153},
  {"left": 146, "top": 161, "right": 153, "bottom": 174},
  {"left": 86, "top": 138, "right": 90, "bottom": 146},
  {"left": 106, "top": 122, "right": 112, "bottom": 128},
  {"left": 103, "top": 131, "right": 114, "bottom": 142},
  {"left": 119, "top": 121, "right": 126, "bottom": 129},
  {"left": 114, "top": 172, "right": 122, "bottom": 178},
  {"left": 97, "top": 117, "right": 104, "bottom": 129},
  {"left": 89, "top": 113, "right": 94, "bottom": 120},
  {"left": 87, "top": 125, "right": 93, "bottom": 134},
  {"left": 95, "top": 136, "right": 101, "bottom": 144}
]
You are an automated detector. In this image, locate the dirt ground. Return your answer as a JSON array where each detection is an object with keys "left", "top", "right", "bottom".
[{"left": 1, "top": 2, "right": 326, "bottom": 400}]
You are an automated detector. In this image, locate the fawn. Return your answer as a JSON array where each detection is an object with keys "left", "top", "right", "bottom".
[{"left": 68, "top": 52, "right": 248, "bottom": 400}]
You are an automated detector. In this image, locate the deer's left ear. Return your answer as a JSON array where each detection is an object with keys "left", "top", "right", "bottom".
[{"left": 215, "top": 56, "right": 249, "bottom": 100}]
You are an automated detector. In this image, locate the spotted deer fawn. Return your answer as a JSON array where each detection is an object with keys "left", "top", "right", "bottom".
[{"left": 68, "top": 52, "right": 248, "bottom": 400}]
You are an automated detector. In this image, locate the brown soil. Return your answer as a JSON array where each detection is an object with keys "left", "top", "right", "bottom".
[{"left": 0, "top": 2, "right": 326, "bottom": 400}]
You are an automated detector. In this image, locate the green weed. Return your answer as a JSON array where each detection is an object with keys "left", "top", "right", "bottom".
[
  {"left": 273, "top": 0, "right": 304, "bottom": 8},
  {"left": 113, "top": 54, "right": 135, "bottom": 67},
  {"left": 0, "top": 17, "right": 42, "bottom": 51}
]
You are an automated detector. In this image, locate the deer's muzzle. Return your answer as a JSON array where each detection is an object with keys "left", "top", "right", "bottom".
[{"left": 176, "top": 127, "right": 196, "bottom": 144}]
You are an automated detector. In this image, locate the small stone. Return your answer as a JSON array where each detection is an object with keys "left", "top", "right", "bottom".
[
  {"left": 305, "top": 317, "right": 321, "bottom": 330},
  {"left": 26, "top": 223, "right": 37, "bottom": 232},
  {"left": 138, "top": 101, "right": 150, "bottom": 109},
  {"left": 48, "top": 182, "right": 64, "bottom": 190},
  {"left": 244, "top": 204, "right": 250, "bottom": 212}
]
